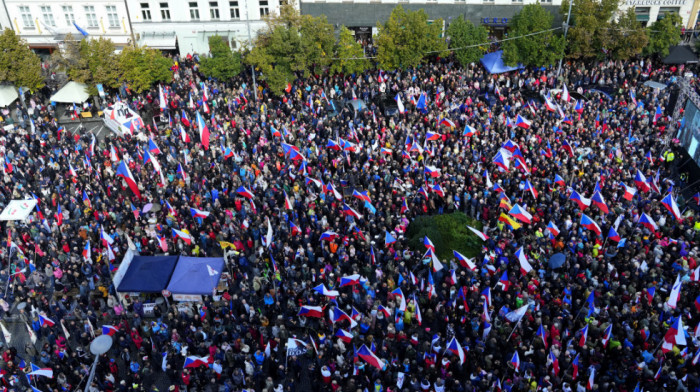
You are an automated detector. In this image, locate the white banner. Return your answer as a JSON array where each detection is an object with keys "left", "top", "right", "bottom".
[{"left": 0, "top": 199, "right": 37, "bottom": 221}]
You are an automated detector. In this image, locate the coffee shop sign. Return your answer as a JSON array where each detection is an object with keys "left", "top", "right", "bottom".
[{"left": 625, "top": 0, "right": 686, "bottom": 5}]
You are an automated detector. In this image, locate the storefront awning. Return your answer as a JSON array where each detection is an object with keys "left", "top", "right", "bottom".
[{"left": 139, "top": 34, "right": 177, "bottom": 50}]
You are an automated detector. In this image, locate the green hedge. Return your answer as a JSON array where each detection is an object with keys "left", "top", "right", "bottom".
[{"left": 406, "top": 212, "right": 483, "bottom": 261}]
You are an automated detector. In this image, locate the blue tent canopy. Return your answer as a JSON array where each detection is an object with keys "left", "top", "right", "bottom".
[
  {"left": 480, "top": 51, "right": 524, "bottom": 74},
  {"left": 166, "top": 257, "right": 224, "bottom": 295},
  {"left": 117, "top": 256, "right": 178, "bottom": 293}
]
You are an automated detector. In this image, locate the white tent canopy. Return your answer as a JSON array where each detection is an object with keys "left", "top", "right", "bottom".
[
  {"left": 0, "top": 85, "right": 18, "bottom": 108},
  {"left": 50, "top": 81, "right": 90, "bottom": 103}
]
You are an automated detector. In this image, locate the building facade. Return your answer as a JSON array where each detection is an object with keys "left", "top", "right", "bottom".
[
  {"left": 125, "top": 0, "right": 285, "bottom": 56},
  {"left": 619, "top": 0, "right": 696, "bottom": 28},
  {"left": 2, "top": 0, "right": 134, "bottom": 54},
  {"left": 300, "top": 0, "right": 697, "bottom": 41}
]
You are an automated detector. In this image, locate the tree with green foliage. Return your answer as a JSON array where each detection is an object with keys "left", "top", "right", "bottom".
[
  {"left": 200, "top": 36, "right": 242, "bottom": 80},
  {"left": 118, "top": 45, "right": 173, "bottom": 93},
  {"left": 246, "top": 4, "right": 335, "bottom": 95},
  {"left": 561, "top": 0, "right": 619, "bottom": 59},
  {"left": 53, "top": 35, "right": 120, "bottom": 95},
  {"left": 331, "top": 26, "right": 370, "bottom": 75},
  {"left": 375, "top": 5, "right": 448, "bottom": 70},
  {"left": 0, "top": 28, "right": 44, "bottom": 91},
  {"left": 502, "top": 3, "right": 566, "bottom": 67},
  {"left": 446, "top": 16, "right": 490, "bottom": 66},
  {"left": 609, "top": 8, "right": 648, "bottom": 60},
  {"left": 406, "top": 212, "right": 483, "bottom": 260},
  {"left": 645, "top": 12, "right": 682, "bottom": 57}
]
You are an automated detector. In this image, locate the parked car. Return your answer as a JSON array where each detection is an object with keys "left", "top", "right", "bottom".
[{"left": 372, "top": 94, "right": 399, "bottom": 116}]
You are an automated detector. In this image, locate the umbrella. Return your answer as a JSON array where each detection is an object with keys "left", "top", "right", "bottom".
[
  {"left": 548, "top": 253, "right": 566, "bottom": 269},
  {"left": 142, "top": 203, "right": 153, "bottom": 213}
]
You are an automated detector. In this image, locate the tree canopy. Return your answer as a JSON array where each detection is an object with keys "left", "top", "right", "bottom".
[
  {"left": 0, "top": 28, "right": 44, "bottom": 91},
  {"left": 502, "top": 3, "right": 566, "bottom": 67},
  {"left": 200, "top": 36, "right": 242, "bottom": 80},
  {"left": 119, "top": 45, "right": 173, "bottom": 93},
  {"left": 330, "top": 26, "right": 370, "bottom": 76},
  {"left": 375, "top": 6, "right": 448, "bottom": 70},
  {"left": 645, "top": 12, "right": 682, "bottom": 57},
  {"left": 52, "top": 35, "right": 120, "bottom": 95},
  {"left": 446, "top": 16, "right": 490, "bottom": 67},
  {"left": 609, "top": 8, "right": 648, "bottom": 60},
  {"left": 562, "top": 0, "right": 619, "bottom": 59},
  {"left": 246, "top": 4, "right": 335, "bottom": 95}
]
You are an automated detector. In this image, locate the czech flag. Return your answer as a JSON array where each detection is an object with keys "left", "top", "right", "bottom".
[
  {"left": 190, "top": 208, "right": 210, "bottom": 219},
  {"left": 515, "top": 247, "right": 533, "bottom": 275},
  {"left": 184, "top": 356, "right": 210, "bottom": 368},
  {"left": 572, "top": 354, "right": 580, "bottom": 379},
  {"left": 635, "top": 170, "right": 650, "bottom": 192},
  {"left": 661, "top": 193, "right": 681, "bottom": 221},
  {"left": 515, "top": 114, "right": 531, "bottom": 129},
  {"left": 466, "top": 226, "right": 489, "bottom": 241},
  {"left": 283, "top": 191, "right": 293, "bottom": 210},
  {"left": 115, "top": 161, "right": 142, "bottom": 199},
  {"left": 339, "top": 274, "right": 361, "bottom": 287},
  {"left": 546, "top": 221, "right": 560, "bottom": 237},
  {"left": 663, "top": 316, "right": 687, "bottom": 353},
  {"left": 601, "top": 324, "right": 612, "bottom": 348},
  {"left": 385, "top": 231, "right": 396, "bottom": 246},
  {"left": 607, "top": 226, "right": 621, "bottom": 242},
  {"left": 424, "top": 165, "right": 441, "bottom": 178},
  {"left": 587, "top": 368, "right": 596, "bottom": 390},
  {"left": 326, "top": 139, "right": 341, "bottom": 150},
  {"left": 511, "top": 351, "right": 520, "bottom": 372},
  {"left": 445, "top": 337, "right": 465, "bottom": 364},
  {"left": 524, "top": 180, "right": 538, "bottom": 199},
  {"left": 508, "top": 204, "right": 532, "bottom": 224},
  {"left": 290, "top": 221, "right": 301, "bottom": 236},
  {"left": 438, "top": 118, "right": 455, "bottom": 128},
  {"left": 423, "top": 236, "right": 436, "bottom": 252},
  {"left": 320, "top": 231, "right": 339, "bottom": 241},
  {"left": 638, "top": 213, "right": 658, "bottom": 232},
  {"left": 425, "top": 131, "right": 441, "bottom": 141},
  {"left": 569, "top": 190, "right": 591, "bottom": 210},
  {"left": 431, "top": 184, "right": 445, "bottom": 197},
  {"left": 102, "top": 325, "right": 119, "bottom": 336},
  {"left": 28, "top": 363, "right": 53, "bottom": 378},
  {"left": 236, "top": 186, "right": 254, "bottom": 199},
  {"left": 335, "top": 329, "right": 354, "bottom": 343},
  {"left": 549, "top": 351, "right": 560, "bottom": 376},
  {"left": 590, "top": 191, "right": 609, "bottom": 214},
  {"left": 561, "top": 140, "right": 574, "bottom": 157},
  {"left": 452, "top": 250, "right": 475, "bottom": 270},
  {"left": 619, "top": 182, "right": 637, "bottom": 201},
  {"left": 653, "top": 105, "right": 663, "bottom": 124},
  {"left": 297, "top": 305, "right": 324, "bottom": 318},
  {"left": 329, "top": 306, "right": 356, "bottom": 327},
  {"left": 38, "top": 315, "right": 55, "bottom": 327},
  {"left": 196, "top": 112, "right": 210, "bottom": 150},
  {"left": 172, "top": 228, "right": 193, "bottom": 245},
  {"left": 82, "top": 240, "right": 91, "bottom": 260},
  {"left": 352, "top": 190, "right": 371, "bottom": 203},
  {"left": 574, "top": 99, "right": 584, "bottom": 114},
  {"left": 100, "top": 226, "right": 114, "bottom": 246},
  {"left": 579, "top": 324, "right": 589, "bottom": 347},
  {"left": 493, "top": 151, "right": 510, "bottom": 172},
  {"left": 148, "top": 138, "right": 162, "bottom": 155},
  {"left": 580, "top": 214, "right": 602, "bottom": 235},
  {"left": 356, "top": 344, "right": 385, "bottom": 370},
  {"left": 56, "top": 205, "right": 63, "bottom": 227},
  {"left": 536, "top": 324, "right": 548, "bottom": 349},
  {"left": 464, "top": 124, "right": 477, "bottom": 137}
]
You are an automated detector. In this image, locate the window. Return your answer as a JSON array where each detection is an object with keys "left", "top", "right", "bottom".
[
  {"left": 209, "top": 1, "right": 220, "bottom": 19},
  {"left": 635, "top": 6, "right": 650, "bottom": 24},
  {"left": 159, "top": 2, "right": 170, "bottom": 20},
  {"left": 63, "top": 6, "right": 75, "bottom": 26},
  {"left": 259, "top": 0, "right": 269, "bottom": 16},
  {"left": 230, "top": 38, "right": 237, "bottom": 48},
  {"left": 658, "top": 7, "right": 680, "bottom": 19},
  {"left": 84, "top": 5, "right": 98, "bottom": 28},
  {"left": 41, "top": 6, "right": 56, "bottom": 27},
  {"left": 189, "top": 2, "right": 200, "bottom": 20},
  {"left": 19, "top": 6, "right": 33, "bottom": 29},
  {"left": 106, "top": 5, "right": 119, "bottom": 28},
  {"left": 141, "top": 3, "right": 152, "bottom": 21},
  {"left": 229, "top": 1, "right": 239, "bottom": 18}
]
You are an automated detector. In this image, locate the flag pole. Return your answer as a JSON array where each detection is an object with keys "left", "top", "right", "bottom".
[{"left": 506, "top": 316, "right": 524, "bottom": 342}]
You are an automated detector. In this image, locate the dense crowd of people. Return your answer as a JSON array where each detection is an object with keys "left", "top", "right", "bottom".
[{"left": 0, "top": 49, "right": 698, "bottom": 392}]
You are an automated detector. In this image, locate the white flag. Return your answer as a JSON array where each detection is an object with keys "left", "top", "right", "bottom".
[
  {"left": 286, "top": 338, "right": 308, "bottom": 357},
  {"left": 265, "top": 218, "right": 273, "bottom": 249},
  {"left": 0, "top": 322, "right": 11, "bottom": 344},
  {"left": 505, "top": 304, "right": 529, "bottom": 323},
  {"left": 25, "top": 322, "right": 36, "bottom": 344}
]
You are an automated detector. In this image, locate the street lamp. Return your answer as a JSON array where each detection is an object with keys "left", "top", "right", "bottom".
[
  {"left": 84, "top": 334, "right": 113, "bottom": 392},
  {"left": 556, "top": 0, "right": 573, "bottom": 78}
]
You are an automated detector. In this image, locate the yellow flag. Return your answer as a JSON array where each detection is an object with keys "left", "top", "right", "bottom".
[
  {"left": 498, "top": 213, "right": 521, "bottom": 230},
  {"left": 219, "top": 241, "right": 236, "bottom": 249}
]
